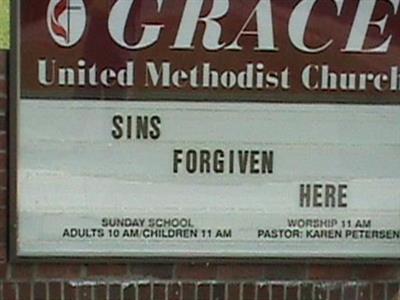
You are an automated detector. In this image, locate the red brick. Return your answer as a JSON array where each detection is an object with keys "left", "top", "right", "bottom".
[
  {"left": 217, "top": 264, "right": 264, "bottom": 280},
  {"left": 0, "top": 116, "right": 6, "bottom": 132},
  {"left": 257, "top": 284, "right": 270, "bottom": 300},
  {"left": 182, "top": 283, "right": 195, "bottom": 300},
  {"left": 3, "top": 282, "right": 17, "bottom": 300},
  {"left": 18, "top": 282, "right": 32, "bottom": 300},
  {"left": 328, "top": 285, "right": 343, "bottom": 300},
  {"left": 153, "top": 283, "right": 165, "bottom": 300},
  {"left": 37, "top": 264, "right": 81, "bottom": 279},
  {"left": 86, "top": 264, "right": 128, "bottom": 277},
  {"left": 0, "top": 154, "right": 6, "bottom": 172},
  {"left": 175, "top": 263, "right": 217, "bottom": 280},
  {"left": 34, "top": 282, "right": 47, "bottom": 300},
  {"left": 94, "top": 284, "right": 107, "bottom": 300},
  {"left": 49, "top": 282, "right": 62, "bottom": 300},
  {"left": 64, "top": 283, "right": 78, "bottom": 300},
  {"left": 130, "top": 264, "right": 173, "bottom": 279},
  {"left": 0, "top": 52, "right": 7, "bottom": 75},
  {"left": 372, "top": 283, "right": 385, "bottom": 300},
  {"left": 0, "top": 207, "right": 6, "bottom": 240},
  {"left": 0, "top": 188, "right": 7, "bottom": 207},
  {"left": 10, "top": 264, "right": 35, "bottom": 279},
  {"left": 300, "top": 283, "right": 313, "bottom": 300},
  {"left": 358, "top": 284, "right": 371, "bottom": 300},
  {"left": 315, "top": 285, "right": 329, "bottom": 300},
  {"left": 0, "top": 59, "right": 6, "bottom": 71},
  {"left": 352, "top": 265, "right": 400, "bottom": 280},
  {"left": 242, "top": 283, "right": 256, "bottom": 300},
  {"left": 123, "top": 284, "right": 136, "bottom": 300},
  {"left": 308, "top": 264, "right": 354, "bottom": 280},
  {"left": 343, "top": 284, "right": 356, "bottom": 300},
  {"left": 197, "top": 284, "right": 210, "bottom": 300},
  {"left": 168, "top": 283, "right": 181, "bottom": 300},
  {"left": 109, "top": 284, "right": 122, "bottom": 300},
  {"left": 0, "top": 262, "right": 8, "bottom": 278},
  {"left": 387, "top": 283, "right": 400, "bottom": 300},
  {"left": 0, "top": 133, "right": 6, "bottom": 150},
  {"left": 0, "top": 81, "right": 7, "bottom": 98},
  {"left": 0, "top": 171, "right": 7, "bottom": 188},
  {"left": 0, "top": 101, "right": 6, "bottom": 112},
  {"left": 265, "top": 264, "right": 306, "bottom": 280},
  {"left": 212, "top": 284, "right": 225, "bottom": 300},
  {"left": 138, "top": 284, "right": 151, "bottom": 300},
  {"left": 227, "top": 284, "right": 240, "bottom": 300},
  {"left": 0, "top": 88, "right": 3, "bottom": 101},
  {"left": 0, "top": 245, "right": 7, "bottom": 262},
  {"left": 271, "top": 285, "right": 284, "bottom": 300},
  {"left": 80, "top": 285, "right": 92, "bottom": 300},
  {"left": 287, "top": 285, "right": 299, "bottom": 300}
]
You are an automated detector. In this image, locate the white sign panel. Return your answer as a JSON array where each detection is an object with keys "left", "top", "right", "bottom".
[{"left": 17, "top": 101, "right": 400, "bottom": 257}]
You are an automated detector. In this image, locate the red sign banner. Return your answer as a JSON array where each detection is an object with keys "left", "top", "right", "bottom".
[{"left": 20, "top": 0, "right": 400, "bottom": 103}]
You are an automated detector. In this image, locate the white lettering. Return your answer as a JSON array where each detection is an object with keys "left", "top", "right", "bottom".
[
  {"left": 172, "top": 0, "right": 229, "bottom": 50},
  {"left": 226, "top": 0, "right": 277, "bottom": 51},
  {"left": 289, "top": 0, "right": 344, "bottom": 53},
  {"left": 344, "top": 0, "right": 399, "bottom": 53},
  {"left": 108, "top": 0, "right": 164, "bottom": 50}
]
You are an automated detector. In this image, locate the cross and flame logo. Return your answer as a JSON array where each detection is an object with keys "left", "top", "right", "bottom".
[{"left": 47, "top": 0, "right": 87, "bottom": 47}]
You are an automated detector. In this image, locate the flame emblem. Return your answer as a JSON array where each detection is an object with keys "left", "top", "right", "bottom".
[
  {"left": 47, "top": 0, "right": 87, "bottom": 47},
  {"left": 51, "top": 0, "right": 69, "bottom": 42}
]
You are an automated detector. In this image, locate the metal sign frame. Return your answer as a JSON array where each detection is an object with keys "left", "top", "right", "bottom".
[{"left": 10, "top": 0, "right": 400, "bottom": 262}]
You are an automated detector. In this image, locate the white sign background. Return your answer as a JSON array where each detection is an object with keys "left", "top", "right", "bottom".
[{"left": 17, "top": 100, "right": 400, "bottom": 258}]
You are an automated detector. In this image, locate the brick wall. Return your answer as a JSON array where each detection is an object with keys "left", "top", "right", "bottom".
[{"left": 0, "top": 50, "right": 399, "bottom": 300}]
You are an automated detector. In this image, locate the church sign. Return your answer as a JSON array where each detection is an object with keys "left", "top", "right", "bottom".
[{"left": 11, "top": 0, "right": 400, "bottom": 259}]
